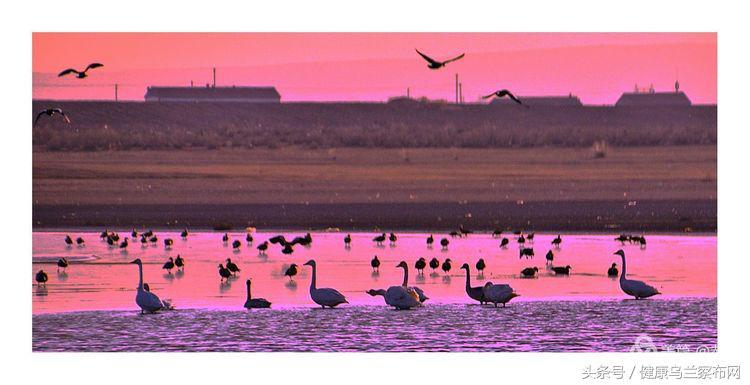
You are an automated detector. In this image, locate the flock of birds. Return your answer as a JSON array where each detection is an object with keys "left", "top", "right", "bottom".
[
  {"left": 34, "top": 49, "right": 528, "bottom": 128},
  {"left": 35, "top": 228, "right": 661, "bottom": 313}
]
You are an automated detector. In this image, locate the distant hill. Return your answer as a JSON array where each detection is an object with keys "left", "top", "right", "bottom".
[{"left": 32, "top": 101, "right": 716, "bottom": 151}]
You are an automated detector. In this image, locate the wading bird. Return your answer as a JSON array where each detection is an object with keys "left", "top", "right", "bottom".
[
  {"left": 475, "top": 258, "right": 486, "bottom": 275},
  {"left": 76, "top": 237, "right": 85, "bottom": 246},
  {"left": 218, "top": 264, "right": 232, "bottom": 282},
  {"left": 482, "top": 282, "right": 519, "bottom": 307},
  {"left": 396, "top": 261, "right": 428, "bottom": 302},
  {"left": 303, "top": 260, "right": 348, "bottom": 308},
  {"left": 245, "top": 233, "right": 253, "bottom": 243},
  {"left": 607, "top": 263, "right": 619, "bottom": 277},
  {"left": 500, "top": 238, "right": 509, "bottom": 248},
  {"left": 232, "top": 240, "right": 241, "bottom": 249},
  {"left": 164, "top": 238, "right": 173, "bottom": 248},
  {"left": 373, "top": 233, "right": 386, "bottom": 246},
  {"left": 64, "top": 235, "right": 73, "bottom": 246},
  {"left": 521, "top": 267, "right": 539, "bottom": 278},
  {"left": 426, "top": 234, "right": 434, "bottom": 246},
  {"left": 551, "top": 265, "right": 572, "bottom": 275},
  {"left": 284, "top": 264, "right": 299, "bottom": 281},
  {"left": 545, "top": 250, "right": 554, "bottom": 264},
  {"left": 174, "top": 255, "right": 184, "bottom": 270},
  {"left": 429, "top": 257, "right": 440, "bottom": 272},
  {"left": 415, "top": 257, "right": 427, "bottom": 275},
  {"left": 370, "top": 255, "right": 380, "bottom": 272},
  {"left": 181, "top": 229, "right": 189, "bottom": 238},
  {"left": 613, "top": 250, "right": 660, "bottom": 299},
  {"left": 440, "top": 238, "right": 450, "bottom": 250},
  {"left": 415, "top": 49, "right": 465, "bottom": 70},
  {"left": 344, "top": 234, "right": 351, "bottom": 247},
  {"left": 226, "top": 258, "right": 240, "bottom": 275},
  {"left": 460, "top": 264, "right": 487, "bottom": 304},
  {"left": 162, "top": 257, "right": 175, "bottom": 274},
  {"left": 519, "top": 247, "right": 535, "bottom": 259},
  {"left": 552, "top": 235, "right": 562, "bottom": 247},
  {"left": 34, "top": 108, "right": 71, "bottom": 127},
  {"left": 244, "top": 279, "right": 271, "bottom": 309},
  {"left": 366, "top": 287, "right": 421, "bottom": 310},
  {"left": 57, "top": 258, "right": 68, "bottom": 272},
  {"left": 35, "top": 270, "right": 48, "bottom": 286},
  {"left": 58, "top": 63, "right": 103, "bottom": 78},
  {"left": 130, "top": 259, "right": 167, "bottom": 313},
  {"left": 441, "top": 258, "right": 452, "bottom": 274},
  {"left": 257, "top": 241, "right": 269, "bottom": 254}
]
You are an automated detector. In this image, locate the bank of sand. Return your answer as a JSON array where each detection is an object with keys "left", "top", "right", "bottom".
[{"left": 33, "top": 146, "right": 716, "bottom": 232}]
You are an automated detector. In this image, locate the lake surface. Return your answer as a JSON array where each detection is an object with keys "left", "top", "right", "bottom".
[{"left": 32, "top": 231, "right": 716, "bottom": 352}]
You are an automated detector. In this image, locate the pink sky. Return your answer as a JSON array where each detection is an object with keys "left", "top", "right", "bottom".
[{"left": 32, "top": 33, "right": 716, "bottom": 104}]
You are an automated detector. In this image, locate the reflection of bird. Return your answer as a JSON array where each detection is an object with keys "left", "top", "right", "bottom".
[
  {"left": 370, "top": 256, "right": 380, "bottom": 272},
  {"left": 244, "top": 279, "right": 271, "bottom": 309},
  {"left": 130, "top": 259, "right": 166, "bottom": 313},
  {"left": 415, "top": 49, "right": 465, "bottom": 70},
  {"left": 521, "top": 267, "right": 539, "bottom": 278},
  {"left": 284, "top": 264, "right": 299, "bottom": 281},
  {"left": 35, "top": 270, "right": 48, "bottom": 286},
  {"left": 58, "top": 63, "right": 103, "bottom": 78},
  {"left": 482, "top": 89, "right": 527, "bottom": 107},
  {"left": 460, "top": 264, "right": 487, "bottom": 304},
  {"left": 34, "top": 108, "right": 71, "bottom": 127},
  {"left": 303, "top": 260, "right": 348, "bottom": 308},
  {"left": 614, "top": 250, "right": 660, "bottom": 299}
]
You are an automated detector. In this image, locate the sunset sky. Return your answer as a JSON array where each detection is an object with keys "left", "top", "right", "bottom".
[{"left": 32, "top": 33, "right": 717, "bottom": 104}]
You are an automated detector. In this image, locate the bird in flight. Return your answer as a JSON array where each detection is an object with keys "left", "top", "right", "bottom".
[
  {"left": 34, "top": 108, "right": 71, "bottom": 127},
  {"left": 58, "top": 63, "right": 104, "bottom": 79},
  {"left": 415, "top": 49, "right": 465, "bottom": 70},
  {"left": 483, "top": 89, "right": 528, "bottom": 107}
]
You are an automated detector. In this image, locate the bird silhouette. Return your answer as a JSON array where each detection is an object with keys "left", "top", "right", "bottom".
[
  {"left": 415, "top": 49, "right": 465, "bottom": 69},
  {"left": 483, "top": 89, "right": 528, "bottom": 107},
  {"left": 34, "top": 108, "right": 71, "bottom": 127},
  {"left": 58, "top": 63, "right": 103, "bottom": 78}
]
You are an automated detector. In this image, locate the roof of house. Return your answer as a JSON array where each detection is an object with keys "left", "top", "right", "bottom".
[
  {"left": 490, "top": 95, "right": 583, "bottom": 106},
  {"left": 615, "top": 91, "right": 691, "bottom": 106},
  {"left": 145, "top": 86, "right": 281, "bottom": 100}
]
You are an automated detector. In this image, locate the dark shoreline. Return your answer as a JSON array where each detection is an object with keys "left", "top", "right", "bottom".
[{"left": 33, "top": 199, "right": 716, "bottom": 232}]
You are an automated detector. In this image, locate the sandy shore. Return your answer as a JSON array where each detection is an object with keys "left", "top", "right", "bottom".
[{"left": 33, "top": 146, "right": 716, "bottom": 231}]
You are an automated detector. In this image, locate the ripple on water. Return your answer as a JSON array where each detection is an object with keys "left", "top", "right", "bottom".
[{"left": 33, "top": 298, "right": 716, "bottom": 352}]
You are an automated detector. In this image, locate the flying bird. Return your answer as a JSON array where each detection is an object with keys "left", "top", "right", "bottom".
[
  {"left": 34, "top": 108, "right": 70, "bottom": 127},
  {"left": 58, "top": 63, "right": 104, "bottom": 79},
  {"left": 482, "top": 89, "right": 527, "bottom": 107},
  {"left": 415, "top": 49, "right": 465, "bottom": 70}
]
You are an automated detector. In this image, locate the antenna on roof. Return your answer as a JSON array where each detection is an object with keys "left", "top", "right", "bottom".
[
  {"left": 213, "top": 67, "right": 216, "bottom": 88},
  {"left": 675, "top": 67, "right": 680, "bottom": 93}
]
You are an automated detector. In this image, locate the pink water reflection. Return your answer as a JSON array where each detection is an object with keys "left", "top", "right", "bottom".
[{"left": 32, "top": 231, "right": 716, "bottom": 314}]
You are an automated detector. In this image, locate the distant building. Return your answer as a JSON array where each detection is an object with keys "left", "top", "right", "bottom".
[
  {"left": 490, "top": 93, "right": 583, "bottom": 106},
  {"left": 144, "top": 86, "right": 281, "bottom": 103},
  {"left": 615, "top": 81, "right": 691, "bottom": 106}
]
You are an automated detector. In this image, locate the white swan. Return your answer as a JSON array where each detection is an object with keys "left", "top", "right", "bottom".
[
  {"left": 396, "top": 261, "right": 428, "bottom": 302},
  {"left": 367, "top": 287, "right": 421, "bottom": 310},
  {"left": 482, "top": 282, "right": 519, "bottom": 307},
  {"left": 130, "top": 258, "right": 167, "bottom": 313},
  {"left": 613, "top": 250, "right": 661, "bottom": 299},
  {"left": 303, "top": 260, "right": 348, "bottom": 308}
]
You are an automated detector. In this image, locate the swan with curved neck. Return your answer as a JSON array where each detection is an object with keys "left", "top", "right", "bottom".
[
  {"left": 130, "top": 258, "right": 166, "bottom": 313},
  {"left": 396, "top": 261, "right": 428, "bottom": 302},
  {"left": 613, "top": 250, "right": 660, "bottom": 299},
  {"left": 303, "top": 260, "right": 348, "bottom": 308},
  {"left": 244, "top": 279, "right": 271, "bottom": 308},
  {"left": 460, "top": 263, "right": 488, "bottom": 304},
  {"left": 367, "top": 285, "right": 421, "bottom": 310}
]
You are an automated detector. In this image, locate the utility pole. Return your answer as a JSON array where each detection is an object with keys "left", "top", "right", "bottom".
[
  {"left": 114, "top": 83, "right": 118, "bottom": 101},
  {"left": 455, "top": 73, "right": 459, "bottom": 104}
]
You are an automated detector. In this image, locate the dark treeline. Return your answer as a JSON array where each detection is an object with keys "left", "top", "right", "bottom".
[{"left": 32, "top": 101, "right": 716, "bottom": 151}]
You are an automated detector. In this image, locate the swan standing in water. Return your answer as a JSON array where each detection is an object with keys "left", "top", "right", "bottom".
[
  {"left": 460, "top": 263, "right": 488, "bottom": 304},
  {"left": 482, "top": 282, "right": 519, "bottom": 307},
  {"left": 303, "top": 260, "right": 348, "bottom": 308},
  {"left": 396, "top": 261, "right": 428, "bottom": 302},
  {"left": 367, "top": 287, "right": 421, "bottom": 310},
  {"left": 244, "top": 279, "right": 271, "bottom": 309},
  {"left": 130, "top": 258, "right": 168, "bottom": 314},
  {"left": 613, "top": 250, "right": 661, "bottom": 299}
]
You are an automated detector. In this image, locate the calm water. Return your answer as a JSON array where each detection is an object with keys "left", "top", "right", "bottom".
[{"left": 32, "top": 231, "right": 716, "bottom": 352}]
